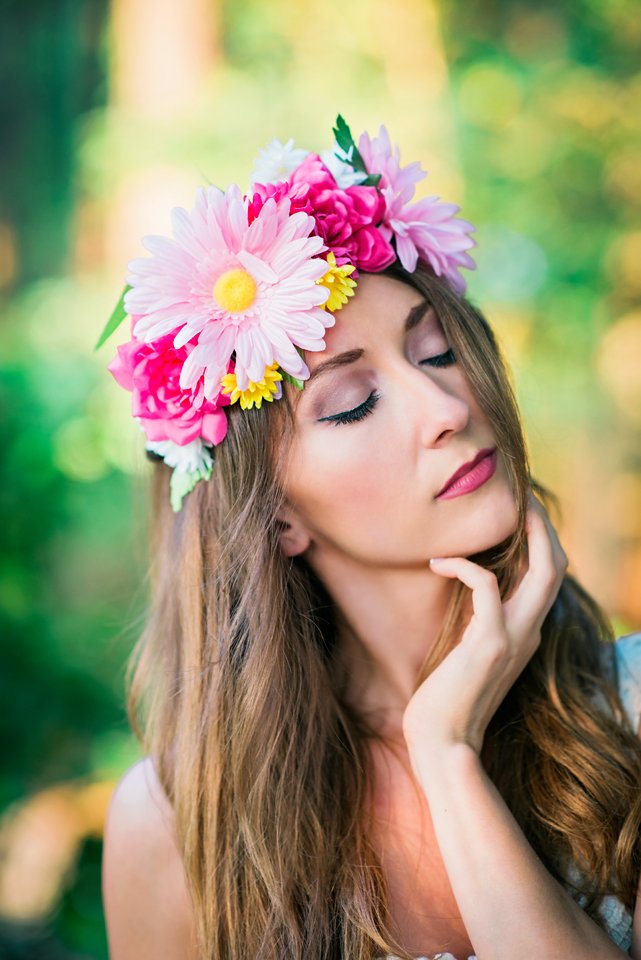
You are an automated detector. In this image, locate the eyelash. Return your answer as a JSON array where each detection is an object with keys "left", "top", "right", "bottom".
[{"left": 319, "top": 348, "right": 457, "bottom": 426}]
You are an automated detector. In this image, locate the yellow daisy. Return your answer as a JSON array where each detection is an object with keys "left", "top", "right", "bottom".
[
  {"left": 317, "top": 251, "right": 357, "bottom": 312},
  {"left": 220, "top": 361, "right": 283, "bottom": 410}
]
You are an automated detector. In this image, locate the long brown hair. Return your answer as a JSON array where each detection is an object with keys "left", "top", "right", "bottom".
[{"left": 126, "top": 263, "right": 641, "bottom": 959}]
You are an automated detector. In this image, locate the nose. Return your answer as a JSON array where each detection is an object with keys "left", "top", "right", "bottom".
[{"left": 407, "top": 365, "right": 470, "bottom": 448}]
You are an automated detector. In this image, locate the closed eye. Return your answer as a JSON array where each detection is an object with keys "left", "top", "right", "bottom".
[
  {"left": 318, "top": 348, "right": 457, "bottom": 426},
  {"left": 318, "top": 390, "right": 382, "bottom": 426},
  {"left": 420, "top": 347, "right": 456, "bottom": 369}
]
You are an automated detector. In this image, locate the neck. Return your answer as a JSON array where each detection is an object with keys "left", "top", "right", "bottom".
[{"left": 306, "top": 545, "right": 457, "bottom": 737}]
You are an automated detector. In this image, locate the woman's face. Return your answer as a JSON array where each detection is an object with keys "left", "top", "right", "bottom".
[{"left": 276, "top": 272, "right": 519, "bottom": 567}]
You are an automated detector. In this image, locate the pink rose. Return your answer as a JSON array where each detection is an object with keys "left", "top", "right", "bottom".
[
  {"left": 108, "top": 328, "right": 230, "bottom": 447},
  {"left": 289, "top": 154, "right": 395, "bottom": 272}
]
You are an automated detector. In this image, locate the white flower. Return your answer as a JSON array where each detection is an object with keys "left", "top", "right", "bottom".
[
  {"left": 250, "top": 137, "right": 309, "bottom": 187},
  {"left": 321, "top": 143, "right": 369, "bottom": 188},
  {"left": 146, "top": 438, "right": 213, "bottom": 474}
]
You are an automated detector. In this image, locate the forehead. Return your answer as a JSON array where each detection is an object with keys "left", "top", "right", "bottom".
[{"left": 307, "top": 272, "right": 427, "bottom": 368}]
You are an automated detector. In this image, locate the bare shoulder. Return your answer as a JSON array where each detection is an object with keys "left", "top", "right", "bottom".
[{"left": 102, "top": 756, "right": 198, "bottom": 960}]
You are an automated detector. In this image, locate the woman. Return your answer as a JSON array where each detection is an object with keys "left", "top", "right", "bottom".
[{"left": 101, "top": 117, "right": 641, "bottom": 960}]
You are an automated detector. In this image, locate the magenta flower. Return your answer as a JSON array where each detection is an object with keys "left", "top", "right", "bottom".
[
  {"left": 358, "top": 125, "right": 476, "bottom": 291},
  {"left": 289, "top": 154, "right": 395, "bottom": 272},
  {"left": 124, "top": 184, "right": 331, "bottom": 396},
  {"left": 101, "top": 113, "right": 481, "bottom": 513},
  {"left": 246, "top": 179, "right": 313, "bottom": 223},
  {"left": 108, "top": 328, "right": 231, "bottom": 447}
]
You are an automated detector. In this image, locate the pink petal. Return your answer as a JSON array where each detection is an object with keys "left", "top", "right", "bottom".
[
  {"left": 200, "top": 409, "right": 229, "bottom": 445},
  {"left": 236, "top": 249, "right": 278, "bottom": 283}
]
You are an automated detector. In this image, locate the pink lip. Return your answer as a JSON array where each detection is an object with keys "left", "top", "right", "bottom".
[{"left": 435, "top": 448, "right": 497, "bottom": 500}]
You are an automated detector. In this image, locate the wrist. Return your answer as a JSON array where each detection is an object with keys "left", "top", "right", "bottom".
[
  {"left": 407, "top": 738, "right": 483, "bottom": 791},
  {"left": 402, "top": 707, "right": 487, "bottom": 763}
]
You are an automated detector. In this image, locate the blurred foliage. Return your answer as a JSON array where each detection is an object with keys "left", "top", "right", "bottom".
[
  {"left": 0, "top": 0, "right": 639, "bottom": 956},
  {"left": 439, "top": 2, "right": 641, "bottom": 424}
]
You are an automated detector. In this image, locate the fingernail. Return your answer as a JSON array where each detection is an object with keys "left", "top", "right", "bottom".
[{"left": 429, "top": 557, "right": 444, "bottom": 565}]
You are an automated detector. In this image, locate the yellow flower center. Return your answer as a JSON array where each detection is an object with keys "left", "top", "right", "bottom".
[{"left": 213, "top": 268, "right": 257, "bottom": 313}]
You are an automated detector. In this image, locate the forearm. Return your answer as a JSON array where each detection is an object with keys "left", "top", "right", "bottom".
[{"left": 415, "top": 745, "right": 627, "bottom": 960}]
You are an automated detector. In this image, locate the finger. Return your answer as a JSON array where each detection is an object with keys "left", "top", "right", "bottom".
[
  {"left": 507, "top": 495, "right": 567, "bottom": 628},
  {"left": 429, "top": 556, "right": 503, "bottom": 631},
  {"left": 525, "top": 498, "right": 556, "bottom": 576},
  {"left": 526, "top": 494, "right": 568, "bottom": 581},
  {"left": 528, "top": 493, "right": 568, "bottom": 571}
]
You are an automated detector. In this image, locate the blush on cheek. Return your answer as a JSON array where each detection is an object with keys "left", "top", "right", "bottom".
[
  {"left": 285, "top": 429, "right": 399, "bottom": 537},
  {"left": 301, "top": 465, "right": 380, "bottom": 531}
]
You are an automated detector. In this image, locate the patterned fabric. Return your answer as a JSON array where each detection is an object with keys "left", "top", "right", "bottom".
[
  {"left": 586, "top": 629, "right": 641, "bottom": 954},
  {"left": 615, "top": 631, "right": 641, "bottom": 739},
  {"left": 381, "top": 631, "right": 641, "bottom": 960}
]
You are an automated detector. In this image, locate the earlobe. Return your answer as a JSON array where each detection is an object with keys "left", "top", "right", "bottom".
[{"left": 275, "top": 508, "right": 312, "bottom": 558}]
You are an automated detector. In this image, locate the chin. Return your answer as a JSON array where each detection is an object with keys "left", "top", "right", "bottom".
[
  {"left": 447, "top": 487, "right": 519, "bottom": 559},
  {"left": 466, "top": 496, "right": 518, "bottom": 557}
]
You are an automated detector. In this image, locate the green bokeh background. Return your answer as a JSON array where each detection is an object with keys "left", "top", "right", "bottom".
[{"left": 1, "top": 1, "right": 640, "bottom": 956}]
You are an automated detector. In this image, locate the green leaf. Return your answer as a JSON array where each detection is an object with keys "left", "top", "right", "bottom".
[
  {"left": 359, "top": 172, "right": 382, "bottom": 188},
  {"left": 331, "top": 114, "right": 372, "bottom": 178},
  {"left": 331, "top": 150, "right": 381, "bottom": 188},
  {"left": 333, "top": 114, "right": 356, "bottom": 158},
  {"left": 94, "top": 285, "right": 131, "bottom": 351},
  {"left": 170, "top": 470, "right": 198, "bottom": 513},
  {"left": 169, "top": 458, "right": 214, "bottom": 512},
  {"left": 280, "top": 370, "right": 305, "bottom": 390}
]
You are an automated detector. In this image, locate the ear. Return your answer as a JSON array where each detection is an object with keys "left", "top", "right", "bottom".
[{"left": 275, "top": 504, "right": 312, "bottom": 558}]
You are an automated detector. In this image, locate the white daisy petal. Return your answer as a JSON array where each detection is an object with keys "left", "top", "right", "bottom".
[{"left": 250, "top": 137, "right": 309, "bottom": 187}]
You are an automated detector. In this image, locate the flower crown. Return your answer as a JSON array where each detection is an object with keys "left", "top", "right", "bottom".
[{"left": 97, "top": 115, "right": 476, "bottom": 511}]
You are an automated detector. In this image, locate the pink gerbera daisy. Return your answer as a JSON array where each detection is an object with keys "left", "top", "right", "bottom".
[{"left": 125, "top": 185, "right": 332, "bottom": 397}]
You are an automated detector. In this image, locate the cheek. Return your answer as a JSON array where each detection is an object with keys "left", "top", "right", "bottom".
[{"left": 286, "top": 428, "right": 407, "bottom": 528}]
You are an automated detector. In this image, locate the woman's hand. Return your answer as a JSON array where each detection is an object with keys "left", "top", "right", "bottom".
[
  {"left": 402, "top": 490, "right": 569, "bottom": 770},
  {"left": 398, "top": 493, "right": 628, "bottom": 959}
]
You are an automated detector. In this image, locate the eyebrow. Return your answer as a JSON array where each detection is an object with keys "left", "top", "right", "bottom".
[{"left": 305, "top": 299, "right": 432, "bottom": 388}]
